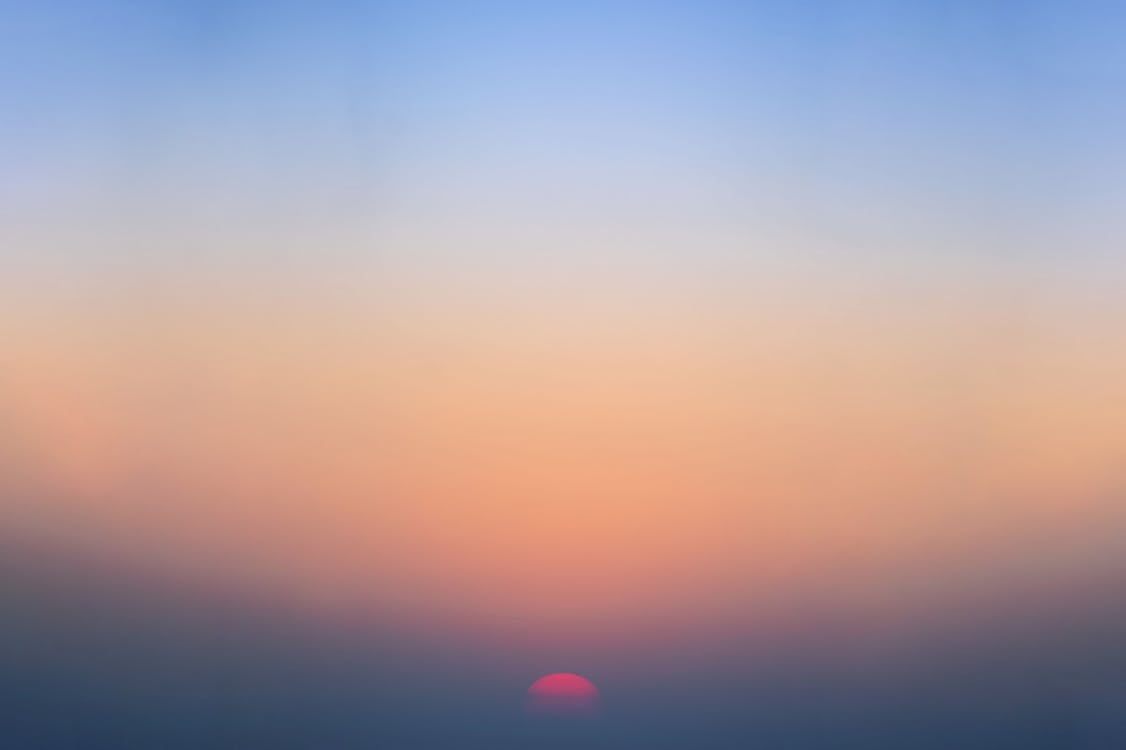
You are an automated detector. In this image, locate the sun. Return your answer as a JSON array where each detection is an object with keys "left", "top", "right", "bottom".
[{"left": 525, "top": 673, "right": 600, "bottom": 717}]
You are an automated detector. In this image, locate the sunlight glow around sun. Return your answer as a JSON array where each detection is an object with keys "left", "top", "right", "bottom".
[{"left": 525, "top": 673, "right": 600, "bottom": 717}]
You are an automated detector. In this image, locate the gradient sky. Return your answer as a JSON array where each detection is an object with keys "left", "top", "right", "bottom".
[{"left": 3, "top": 2, "right": 1126, "bottom": 747}]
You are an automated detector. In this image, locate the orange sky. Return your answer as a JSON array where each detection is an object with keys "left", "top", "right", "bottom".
[{"left": 5, "top": 274, "right": 1125, "bottom": 638}]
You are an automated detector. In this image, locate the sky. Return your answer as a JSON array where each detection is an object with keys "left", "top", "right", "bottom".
[{"left": 3, "top": 1, "right": 1126, "bottom": 748}]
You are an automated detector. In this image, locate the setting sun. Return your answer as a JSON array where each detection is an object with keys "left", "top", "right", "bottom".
[{"left": 526, "top": 673, "right": 600, "bottom": 718}]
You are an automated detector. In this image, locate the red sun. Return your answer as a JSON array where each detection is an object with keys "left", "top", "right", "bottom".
[{"left": 525, "top": 673, "right": 600, "bottom": 717}]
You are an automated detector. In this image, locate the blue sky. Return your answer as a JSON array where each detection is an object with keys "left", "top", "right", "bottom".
[{"left": 6, "top": 0, "right": 1126, "bottom": 278}]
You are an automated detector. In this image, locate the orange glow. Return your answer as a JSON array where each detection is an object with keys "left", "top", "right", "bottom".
[{"left": 3, "top": 286, "right": 1126, "bottom": 637}]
